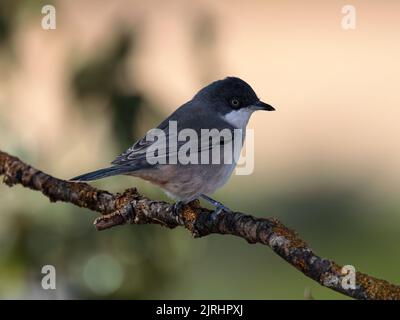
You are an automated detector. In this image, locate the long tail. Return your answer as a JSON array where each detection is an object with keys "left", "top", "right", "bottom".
[{"left": 70, "top": 166, "right": 133, "bottom": 182}]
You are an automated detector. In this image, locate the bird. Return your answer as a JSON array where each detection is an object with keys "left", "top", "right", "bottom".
[{"left": 71, "top": 77, "right": 275, "bottom": 216}]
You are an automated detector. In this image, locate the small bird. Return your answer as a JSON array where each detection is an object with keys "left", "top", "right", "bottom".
[{"left": 71, "top": 77, "right": 275, "bottom": 215}]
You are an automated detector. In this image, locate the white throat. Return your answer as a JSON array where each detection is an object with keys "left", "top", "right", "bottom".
[{"left": 223, "top": 108, "right": 253, "bottom": 128}]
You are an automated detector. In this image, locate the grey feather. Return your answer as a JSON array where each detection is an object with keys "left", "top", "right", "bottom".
[{"left": 70, "top": 166, "right": 135, "bottom": 181}]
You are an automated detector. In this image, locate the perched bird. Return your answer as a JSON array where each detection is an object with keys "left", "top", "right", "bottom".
[{"left": 71, "top": 77, "right": 275, "bottom": 215}]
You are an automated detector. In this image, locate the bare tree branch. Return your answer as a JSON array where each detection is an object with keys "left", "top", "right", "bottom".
[{"left": 1, "top": 150, "right": 399, "bottom": 300}]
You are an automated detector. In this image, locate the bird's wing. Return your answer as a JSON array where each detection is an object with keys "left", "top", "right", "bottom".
[{"left": 111, "top": 113, "right": 237, "bottom": 166}]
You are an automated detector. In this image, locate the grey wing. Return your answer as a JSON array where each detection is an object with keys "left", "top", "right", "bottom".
[
  {"left": 111, "top": 135, "right": 154, "bottom": 165},
  {"left": 111, "top": 118, "right": 171, "bottom": 166},
  {"left": 111, "top": 104, "right": 238, "bottom": 166}
]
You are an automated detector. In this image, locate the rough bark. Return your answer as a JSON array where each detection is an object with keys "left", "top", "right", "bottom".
[{"left": 1, "top": 150, "right": 399, "bottom": 300}]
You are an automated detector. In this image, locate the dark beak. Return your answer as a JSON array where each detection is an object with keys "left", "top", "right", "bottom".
[{"left": 252, "top": 100, "right": 275, "bottom": 111}]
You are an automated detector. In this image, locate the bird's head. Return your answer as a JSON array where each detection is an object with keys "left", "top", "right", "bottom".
[{"left": 194, "top": 77, "right": 275, "bottom": 127}]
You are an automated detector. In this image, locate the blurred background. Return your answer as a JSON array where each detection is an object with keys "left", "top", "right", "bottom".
[{"left": 0, "top": 0, "right": 400, "bottom": 299}]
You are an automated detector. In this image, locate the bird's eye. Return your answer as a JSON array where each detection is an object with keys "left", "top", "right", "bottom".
[{"left": 230, "top": 98, "right": 240, "bottom": 108}]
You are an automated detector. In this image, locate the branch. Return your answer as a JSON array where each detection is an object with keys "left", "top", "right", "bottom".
[{"left": 1, "top": 150, "right": 399, "bottom": 300}]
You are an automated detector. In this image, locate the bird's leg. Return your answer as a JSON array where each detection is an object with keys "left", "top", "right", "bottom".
[
  {"left": 172, "top": 201, "right": 185, "bottom": 216},
  {"left": 200, "top": 194, "right": 232, "bottom": 219}
]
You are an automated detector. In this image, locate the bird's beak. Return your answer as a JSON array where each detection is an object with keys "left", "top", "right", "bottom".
[{"left": 251, "top": 100, "right": 275, "bottom": 111}]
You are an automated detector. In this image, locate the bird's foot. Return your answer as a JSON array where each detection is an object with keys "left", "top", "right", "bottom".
[
  {"left": 200, "top": 194, "right": 232, "bottom": 221},
  {"left": 172, "top": 201, "right": 185, "bottom": 217}
]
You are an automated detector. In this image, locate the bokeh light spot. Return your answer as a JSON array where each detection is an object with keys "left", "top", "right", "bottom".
[{"left": 83, "top": 254, "right": 124, "bottom": 295}]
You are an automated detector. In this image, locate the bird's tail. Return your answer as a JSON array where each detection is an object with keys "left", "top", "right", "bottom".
[{"left": 70, "top": 166, "right": 133, "bottom": 182}]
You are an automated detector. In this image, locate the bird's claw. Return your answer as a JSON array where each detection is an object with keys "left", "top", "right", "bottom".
[
  {"left": 212, "top": 203, "right": 231, "bottom": 219},
  {"left": 199, "top": 194, "right": 233, "bottom": 221},
  {"left": 172, "top": 201, "right": 184, "bottom": 216}
]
